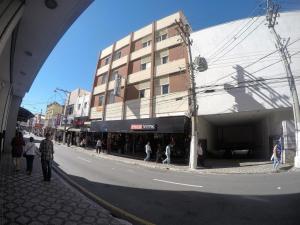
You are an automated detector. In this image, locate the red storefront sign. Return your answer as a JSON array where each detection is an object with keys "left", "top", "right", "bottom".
[{"left": 130, "top": 124, "right": 156, "bottom": 131}]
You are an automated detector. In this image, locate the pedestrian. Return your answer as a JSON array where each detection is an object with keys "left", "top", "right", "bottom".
[
  {"left": 156, "top": 143, "right": 162, "bottom": 163},
  {"left": 39, "top": 133, "right": 54, "bottom": 181},
  {"left": 24, "top": 137, "right": 38, "bottom": 175},
  {"left": 96, "top": 138, "right": 102, "bottom": 154},
  {"left": 67, "top": 133, "right": 71, "bottom": 147},
  {"left": 11, "top": 131, "right": 25, "bottom": 171},
  {"left": 272, "top": 140, "right": 282, "bottom": 172},
  {"left": 144, "top": 141, "right": 152, "bottom": 161},
  {"left": 162, "top": 143, "right": 171, "bottom": 165},
  {"left": 76, "top": 135, "right": 80, "bottom": 146},
  {"left": 197, "top": 140, "right": 205, "bottom": 167},
  {"left": 80, "top": 137, "right": 86, "bottom": 148}
]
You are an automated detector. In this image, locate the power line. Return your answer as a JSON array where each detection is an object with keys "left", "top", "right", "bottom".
[
  {"left": 206, "top": 0, "right": 265, "bottom": 60},
  {"left": 209, "top": 17, "right": 266, "bottom": 65}
]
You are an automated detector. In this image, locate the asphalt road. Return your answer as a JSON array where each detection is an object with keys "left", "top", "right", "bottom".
[{"left": 53, "top": 143, "right": 300, "bottom": 225}]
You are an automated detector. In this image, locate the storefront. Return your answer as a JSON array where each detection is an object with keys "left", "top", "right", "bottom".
[{"left": 91, "top": 116, "right": 190, "bottom": 162}]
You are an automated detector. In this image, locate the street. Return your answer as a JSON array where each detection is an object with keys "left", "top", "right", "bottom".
[{"left": 52, "top": 142, "right": 300, "bottom": 225}]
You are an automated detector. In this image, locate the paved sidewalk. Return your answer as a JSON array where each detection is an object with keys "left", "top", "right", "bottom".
[
  {"left": 0, "top": 152, "right": 131, "bottom": 225},
  {"left": 63, "top": 143, "right": 294, "bottom": 174}
]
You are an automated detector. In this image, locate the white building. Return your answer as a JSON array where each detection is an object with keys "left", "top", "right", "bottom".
[
  {"left": 191, "top": 11, "right": 300, "bottom": 163},
  {"left": 62, "top": 88, "right": 91, "bottom": 129}
]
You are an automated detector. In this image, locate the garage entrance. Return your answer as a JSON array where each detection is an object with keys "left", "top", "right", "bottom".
[{"left": 198, "top": 111, "right": 272, "bottom": 160}]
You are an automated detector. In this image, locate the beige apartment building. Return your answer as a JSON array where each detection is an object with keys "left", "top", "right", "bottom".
[
  {"left": 44, "top": 102, "right": 63, "bottom": 129},
  {"left": 90, "top": 12, "right": 191, "bottom": 157}
]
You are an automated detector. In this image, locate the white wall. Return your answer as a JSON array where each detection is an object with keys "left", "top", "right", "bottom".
[
  {"left": 191, "top": 11, "right": 300, "bottom": 116},
  {"left": 74, "top": 93, "right": 91, "bottom": 118}
]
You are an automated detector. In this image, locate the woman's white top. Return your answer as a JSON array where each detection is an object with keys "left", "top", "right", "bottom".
[{"left": 24, "top": 142, "right": 38, "bottom": 155}]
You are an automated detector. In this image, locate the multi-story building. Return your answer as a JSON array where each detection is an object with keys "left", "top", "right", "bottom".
[
  {"left": 59, "top": 88, "right": 91, "bottom": 144},
  {"left": 44, "top": 102, "right": 63, "bottom": 130},
  {"left": 90, "top": 12, "right": 190, "bottom": 155},
  {"left": 27, "top": 113, "right": 45, "bottom": 136},
  {"left": 192, "top": 11, "right": 300, "bottom": 164}
]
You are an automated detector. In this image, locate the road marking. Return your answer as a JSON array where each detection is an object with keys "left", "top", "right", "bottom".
[
  {"left": 153, "top": 179, "right": 203, "bottom": 188},
  {"left": 77, "top": 157, "right": 91, "bottom": 163}
]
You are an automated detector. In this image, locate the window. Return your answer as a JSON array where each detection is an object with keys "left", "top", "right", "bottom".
[
  {"left": 108, "top": 91, "right": 115, "bottom": 104},
  {"left": 161, "top": 56, "right": 169, "bottom": 64},
  {"left": 113, "top": 50, "right": 121, "bottom": 61},
  {"left": 139, "top": 89, "right": 145, "bottom": 98},
  {"left": 162, "top": 84, "right": 169, "bottom": 95},
  {"left": 140, "top": 62, "right": 150, "bottom": 70},
  {"left": 142, "top": 40, "right": 151, "bottom": 48},
  {"left": 67, "top": 105, "right": 74, "bottom": 115},
  {"left": 156, "top": 33, "right": 168, "bottom": 42},
  {"left": 77, "top": 104, "right": 81, "bottom": 110},
  {"left": 141, "top": 63, "right": 147, "bottom": 70},
  {"left": 101, "top": 72, "right": 108, "bottom": 84},
  {"left": 84, "top": 102, "right": 87, "bottom": 109},
  {"left": 104, "top": 56, "right": 110, "bottom": 65},
  {"left": 111, "top": 71, "right": 118, "bottom": 81},
  {"left": 98, "top": 95, "right": 104, "bottom": 106}
]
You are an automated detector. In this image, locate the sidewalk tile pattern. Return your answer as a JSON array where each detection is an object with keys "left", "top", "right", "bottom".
[{"left": 0, "top": 153, "right": 131, "bottom": 225}]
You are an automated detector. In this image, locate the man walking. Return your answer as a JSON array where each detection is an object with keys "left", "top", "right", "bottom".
[
  {"left": 39, "top": 133, "right": 54, "bottom": 181},
  {"left": 162, "top": 143, "right": 171, "bottom": 165},
  {"left": 144, "top": 142, "right": 152, "bottom": 161},
  {"left": 96, "top": 138, "right": 102, "bottom": 154}
]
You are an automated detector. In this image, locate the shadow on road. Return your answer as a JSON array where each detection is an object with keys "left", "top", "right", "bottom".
[{"left": 54, "top": 165, "right": 300, "bottom": 225}]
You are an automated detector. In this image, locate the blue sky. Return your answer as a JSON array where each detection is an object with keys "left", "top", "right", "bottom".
[{"left": 21, "top": 0, "right": 299, "bottom": 114}]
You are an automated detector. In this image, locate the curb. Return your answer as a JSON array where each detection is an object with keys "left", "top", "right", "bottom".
[
  {"left": 61, "top": 144, "right": 295, "bottom": 175},
  {"left": 52, "top": 164, "right": 155, "bottom": 225}
]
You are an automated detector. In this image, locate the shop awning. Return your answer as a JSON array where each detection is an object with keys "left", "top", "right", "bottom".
[
  {"left": 17, "top": 107, "right": 34, "bottom": 122},
  {"left": 91, "top": 116, "right": 189, "bottom": 133}
]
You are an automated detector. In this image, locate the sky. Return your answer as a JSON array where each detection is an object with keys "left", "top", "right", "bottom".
[{"left": 21, "top": 0, "right": 300, "bottom": 114}]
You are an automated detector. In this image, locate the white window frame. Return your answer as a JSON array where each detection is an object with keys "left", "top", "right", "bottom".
[
  {"left": 108, "top": 91, "right": 115, "bottom": 104},
  {"left": 113, "top": 50, "right": 121, "bottom": 61},
  {"left": 104, "top": 56, "right": 110, "bottom": 65},
  {"left": 139, "top": 89, "right": 145, "bottom": 98},
  {"left": 101, "top": 72, "right": 108, "bottom": 84},
  {"left": 161, "top": 55, "right": 169, "bottom": 64},
  {"left": 161, "top": 84, "right": 169, "bottom": 95},
  {"left": 142, "top": 40, "right": 151, "bottom": 48},
  {"left": 98, "top": 95, "right": 104, "bottom": 106}
]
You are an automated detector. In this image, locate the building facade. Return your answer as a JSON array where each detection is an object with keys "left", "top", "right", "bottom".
[
  {"left": 191, "top": 11, "right": 300, "bottom": 163},
  {"left": 90, "top": 12, "right": 191, "bottom": 158},
  {"left": 44, "top": 102, "right": 63, "bottom": 132},
  {"left": 58, "top": 88, "right": 91, "bottom": 145}
]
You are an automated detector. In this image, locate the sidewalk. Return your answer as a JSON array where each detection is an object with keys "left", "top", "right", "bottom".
[
  {"left": 0, "top": 152, "right": 131, "bottom": 225},
  {"left": 63, "top": 144, "right": 294, "bottom": 174}
]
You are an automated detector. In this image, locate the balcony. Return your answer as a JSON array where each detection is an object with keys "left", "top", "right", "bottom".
[
  {"left": 111, "top": 55, "right": 128, "bottom": 69},
  {"left": 93, "top": 84, "right": 106, "bottom": 95},
  {"left": 155, "top": 58, "right": 186, "bottom": 77},
  {"left": 156, "top": 35, "right": 182, "bottom": 52},
  {"left": 105, "top": 102, "right": 123, "bottom": 121},
  {"left": 127, "top": 68, "right": 151, "bottom": 84},
  {"left": 130, "top": 46, "right": 151, "bottom": 61},
  {"left": 97, "top": 64, "right": 109, "bottom": 76},
  {"left": 90, "top": 106, "right": 103, "bottom": 120}
]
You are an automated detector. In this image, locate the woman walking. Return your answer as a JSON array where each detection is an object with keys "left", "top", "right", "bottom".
[
  {"left": 11, "top": 131, "right": 25, "bottom": 171},
  {"left": 24, "top": 137, "right": 38, "bottom": 175}
]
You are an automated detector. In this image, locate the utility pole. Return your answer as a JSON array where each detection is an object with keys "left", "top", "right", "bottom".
[
  {"left": 266, "top": 0, "right": 300, "bottom": 168},
  {"left": 175, "top": 19, "right": 199, "bottom": 169},
  {"left": 55, "top": 88, "right": 71, "bottom": 145}
]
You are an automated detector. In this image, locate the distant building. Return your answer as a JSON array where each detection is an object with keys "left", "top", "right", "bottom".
[{"left": 44, "top": 102, "right": 63, "bottom": 130}]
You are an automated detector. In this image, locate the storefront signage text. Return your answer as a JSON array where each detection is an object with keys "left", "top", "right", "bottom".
[{"left": 130, "top": 124, "right": 157, "bottom": 131}]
